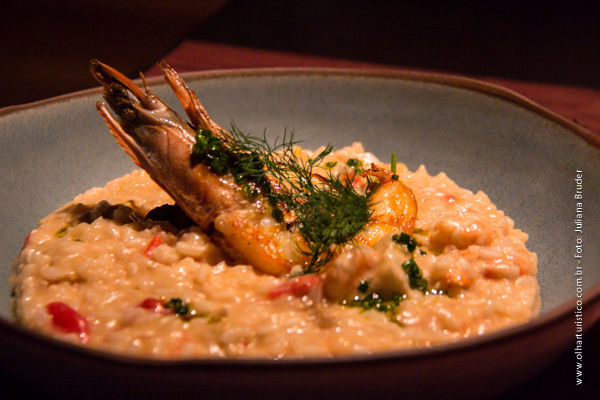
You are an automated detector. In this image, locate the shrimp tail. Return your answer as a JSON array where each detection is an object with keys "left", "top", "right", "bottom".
[
  {"left": 157, "top": 61, "right": 229, "bottom": 141},
  {"left": 90, "top": 60, "right": 157, "bottom": 117}
]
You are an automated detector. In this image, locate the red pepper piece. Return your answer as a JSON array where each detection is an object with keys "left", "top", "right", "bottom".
[
  {"left": 46, "top": 302, "right": 90, "bottom": 343},
  {"left": 143, "top": 234, "right": 164, "bottom": 257},
  {"left": 139, "top": 298, "right": 173, "bottom": 314},
  {"left": 267, "top": 275, "right": 322, "bottom": 300},
  {"left": 21, "top": 231, "right": 33, "bottom": 250},
  {"left": 340, "top": 171, "right": 365, "bottom": 189}
]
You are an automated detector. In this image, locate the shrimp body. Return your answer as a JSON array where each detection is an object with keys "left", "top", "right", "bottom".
[
  {"left": 356, "top": 164, "right": 418, "bottom": 246},
  {"left": 91, "top": 61, "right": 418, "bottom": 283}
]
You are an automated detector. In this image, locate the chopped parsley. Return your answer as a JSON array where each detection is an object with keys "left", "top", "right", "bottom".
[
  {"left": 345, "top": 158, "right": 364, "bottom": 173},
  {"left": 164, "top": 298, "right": 190, "bottom": 316},
  {"left": 393, "top": 232, "right": 428, "bottom": 293},
  {"left": 401, "top": 259, "right": 428, "bottom": 293},
  {"left": 357, "top": 279, "right": 370, "bottom": 293},
  {"left": 346, "top": 293, "right": 404, "bottom": 317},
  {"left": 192, "top": 129, "right": 231, "bottom": 174},
  {"left": 163, "top": 298, "right": 212, "bottom": 321},
  {"left": 392, "top": 232, "right": 418, "bottom": 253}
]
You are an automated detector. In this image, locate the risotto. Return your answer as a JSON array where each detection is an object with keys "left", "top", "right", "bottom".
[{"left": 10, "top": 142, "right": 540, "bottom": 359}]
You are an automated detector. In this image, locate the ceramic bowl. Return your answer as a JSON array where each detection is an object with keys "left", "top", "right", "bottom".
[{"left": 1, "top": 69, "right": 599, "bottom": 399}]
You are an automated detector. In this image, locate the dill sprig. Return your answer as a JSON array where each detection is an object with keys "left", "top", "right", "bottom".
[
  {"left": 192, "top": 124, "right": 374, "bottom": 272},
  {"left": 291, "top": 174, "right": 373, "bottom": 272}
]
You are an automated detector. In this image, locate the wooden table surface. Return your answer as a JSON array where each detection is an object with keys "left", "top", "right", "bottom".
[{"left": 148, "top": 40, "right": 600, "bottom": 399}]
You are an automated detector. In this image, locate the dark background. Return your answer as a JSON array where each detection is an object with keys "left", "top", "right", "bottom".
[
  {"left": 1, "top": 0, "right": 599, "bottom": 108},
  {"left": 3, "top": 0, "right": 600, "bottom": 399}
]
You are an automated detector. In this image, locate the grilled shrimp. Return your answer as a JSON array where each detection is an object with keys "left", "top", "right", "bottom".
[
  {"left": 91, "top": 60, "right": 419, "bottom": 286},
  {"left": 91, "top": 60, "right": 301, "bottom": 275},
  {"left": 357, "top": 164, "right": 417, "bottom": 246}
]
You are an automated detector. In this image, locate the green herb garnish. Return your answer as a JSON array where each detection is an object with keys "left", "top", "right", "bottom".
[
  {"left": 164, "top": 298, "right": 190, "bottom": 316},
  {"left": 192, "top": 126, "right": 375, "bottom": 272},
  {"left": 346, "top": 158, "right": 364, "bottom": 173},
  {"left": 346, "top": 293, "right": 403, "bottom": 317},
  {"left": 162, "top": 298, "right": 220, "bottom": 322},
  {"left": 401, "top": 259, "right": 428, "bottom": 293},
  {"left": 391, "top": 153, "right": 399, "bottom": 180},
  {"left": 392, "top": 232, "right": 418, "bottom": 253},
  {"left": 291, "top": 177, "right": 373, "bottom": 272},
  {"left": 193, "top": 129, "right": 231, "bottom": 174},
  {"left": 392, "top": 233, "right": 428, "bottom": 293},
  {"left": 358, "top": 279, "right": 370, "bottom": 293}
]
